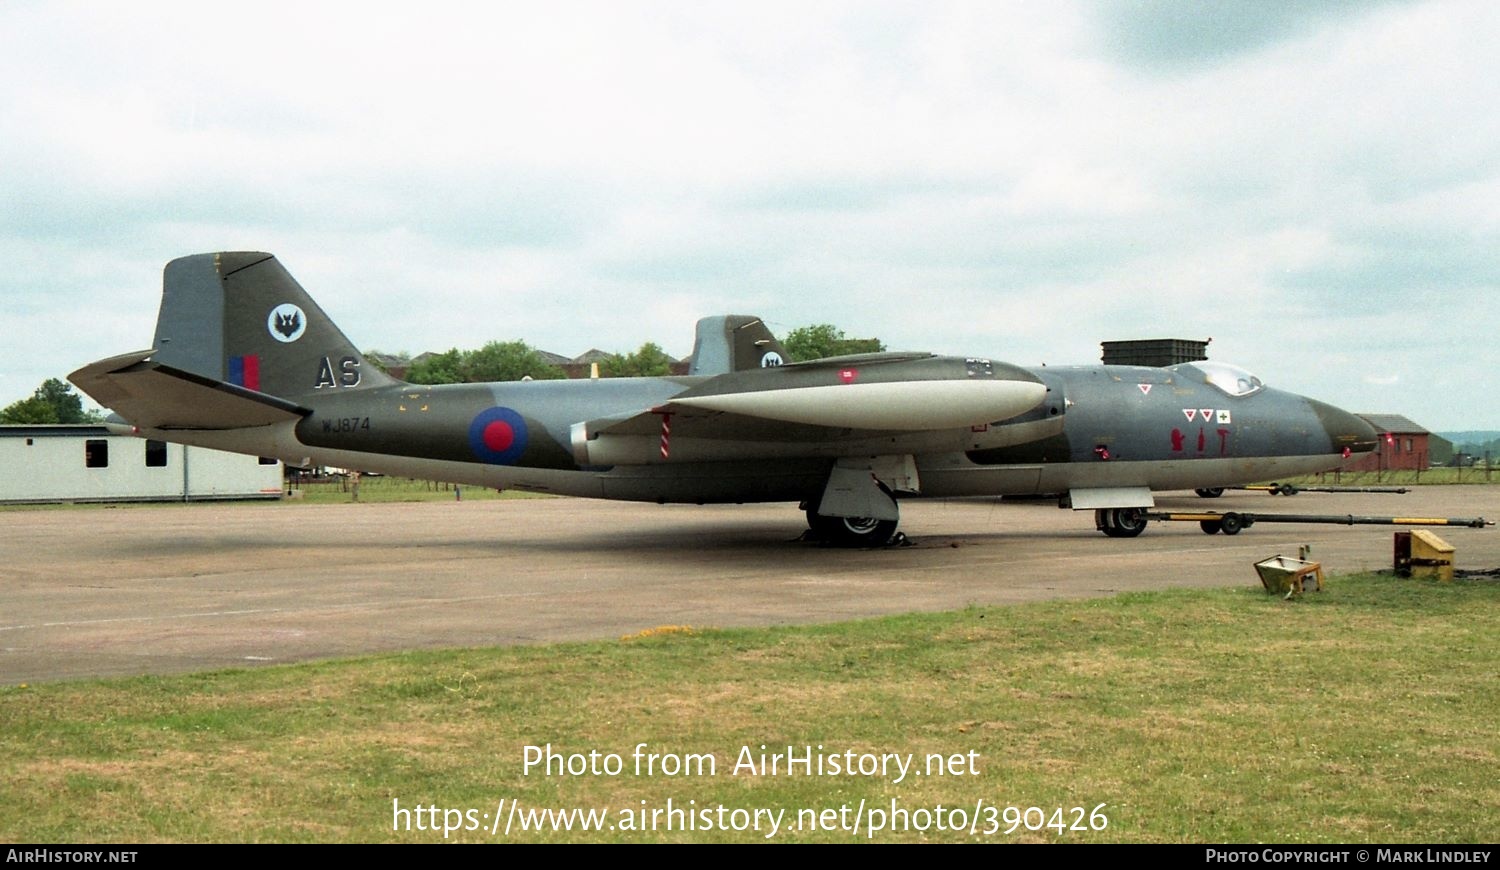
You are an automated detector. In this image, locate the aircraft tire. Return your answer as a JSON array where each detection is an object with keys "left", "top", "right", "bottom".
[
  {"left": 806, "top": 509, "right": 899, "bottom": 548},
  {"left": 1195, "top": 487, "right": 1225, "bottom": 498},
  {"left": 1279, "top": 484, "right": 1298, "bottom": 496},
  {"left": 1219, "top": 513, "right": 1244, "bottom": 536},
  {"left": 1200, "top": 519, "right": 1222, "bottom": 535},
  {"left": 1097, "top": 507, "right": 1147, "bottom": 538}
]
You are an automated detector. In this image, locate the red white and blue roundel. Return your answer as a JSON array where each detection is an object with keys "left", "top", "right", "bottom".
[{"left": 468, "top": 407, "right": 529, "bottom": 465}]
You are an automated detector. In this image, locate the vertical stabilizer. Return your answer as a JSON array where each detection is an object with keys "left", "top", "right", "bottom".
[
  {"left": 687, "top": 315, "right": 789, "bottom": 375},
  {"left": 152, "top": 252, "right": 397, "bottom": 399}
]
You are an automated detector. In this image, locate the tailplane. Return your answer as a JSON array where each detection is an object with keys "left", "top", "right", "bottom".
[{"left": 152, "top": 252, "right": 397, "bottom": 400}]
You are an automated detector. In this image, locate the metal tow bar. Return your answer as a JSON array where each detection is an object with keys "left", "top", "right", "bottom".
[
  {"left": 1234, "top": 483, "right": 1412, "bottom": 496},
  {"left": 1142, "top": 511, "right": 1495, "bottom": 536}
]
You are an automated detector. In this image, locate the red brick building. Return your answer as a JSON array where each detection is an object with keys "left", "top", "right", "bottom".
[{"left": 1347, "top": 414, "right": 1432, "bottom": 472}]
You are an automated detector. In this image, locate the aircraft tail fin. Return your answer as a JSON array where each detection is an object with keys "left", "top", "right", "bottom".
[
  {"left": 151, "top": 252, "right": 397, "bottom": 401},
  {"left": 687, "top": 315, "right": 788, "bottom": 375}
]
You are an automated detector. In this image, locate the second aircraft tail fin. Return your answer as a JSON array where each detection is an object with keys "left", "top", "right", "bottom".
[{"left": 687, "top": 315, "right": 788, "bottom": 375}]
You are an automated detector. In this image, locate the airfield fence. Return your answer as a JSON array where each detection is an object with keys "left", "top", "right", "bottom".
[{"left": 1292, "top": 464, "right": 1493, "bottom": 487}]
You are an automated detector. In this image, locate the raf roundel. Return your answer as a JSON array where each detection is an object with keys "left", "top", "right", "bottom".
[
  {"left": 468, "top": 407, "right": 529, "bottom": 465},
  {"left": 267, "top": 303, "right": 308, "bottom": 343}
]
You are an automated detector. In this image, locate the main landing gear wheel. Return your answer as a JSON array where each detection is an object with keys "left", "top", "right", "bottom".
[
  {"left": 1195, "top": 487, "right": 1225, "bottom": 498},
  {"left": 1095, "top": 507, "right": 1148, "bottom": 538},
  {"left": 805, "top": 506, "right": 899, "bottom": 548}
]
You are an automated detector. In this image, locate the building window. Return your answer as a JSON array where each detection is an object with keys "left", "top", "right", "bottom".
[
  {"left": 146, "top": 440, "right": 168, "bottom": 467},
  {"left": 85, "top": 439, "right": 109, "bottom": 468},
  {"left": 1405, "top": 438, "right": 1413, "bottom": 452}
]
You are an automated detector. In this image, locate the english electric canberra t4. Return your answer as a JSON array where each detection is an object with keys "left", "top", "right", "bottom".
[{"left": 70, "top": 253, "right": 1377, "bottom": 545}]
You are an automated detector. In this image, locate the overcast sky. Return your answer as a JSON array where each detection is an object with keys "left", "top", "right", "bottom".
[{"left": 2, "top": 1, "right": 1495, "bottom": 430}]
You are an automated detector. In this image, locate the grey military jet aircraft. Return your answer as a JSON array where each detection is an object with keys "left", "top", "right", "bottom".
[{"left": 70, "top": 252, "right": 1378, "bottom": 545}]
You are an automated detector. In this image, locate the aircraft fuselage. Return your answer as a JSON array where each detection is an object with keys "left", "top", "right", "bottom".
[{"left": 130, "top": 359, "right": 1374, "bottom": 507}]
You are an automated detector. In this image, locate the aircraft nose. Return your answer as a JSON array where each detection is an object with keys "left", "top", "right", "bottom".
[{"left": 1308, "top": 399, "right": 1378, "bottom": 455}]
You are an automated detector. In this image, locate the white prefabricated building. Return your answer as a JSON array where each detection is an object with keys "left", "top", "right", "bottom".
[{"left": 1, "top": 425, "right": 282, "bottom": 503}]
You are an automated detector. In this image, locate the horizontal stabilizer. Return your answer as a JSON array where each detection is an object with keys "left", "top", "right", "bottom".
[{"left": 69, "top": 352, "right": 308, "bottom": 431}]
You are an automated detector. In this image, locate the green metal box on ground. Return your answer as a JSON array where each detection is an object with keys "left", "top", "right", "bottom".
[
  {"left": 1253, "top": 555, "right": 1324, "bottom": 599},
  {"left": 1394, "top": 529, "right": 1455, "bottom": 581}
]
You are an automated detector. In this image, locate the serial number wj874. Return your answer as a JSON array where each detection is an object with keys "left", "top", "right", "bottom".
[{"left": 322, "top": 417, "right": 370, "bottom": 434}]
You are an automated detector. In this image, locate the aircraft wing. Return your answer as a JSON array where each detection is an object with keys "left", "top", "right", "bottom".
[{"left": 69, "top": 351, "right": 309, "bottom": 430}]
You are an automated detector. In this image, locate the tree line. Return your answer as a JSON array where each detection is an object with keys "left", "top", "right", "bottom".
[
  {"left": 372, "top": 323, "right": 884, "bottom": 384},
  {"left": 0, "top": 324, "right": 885, "bottom": 420},
  {"left": 0, "top": 379, "right": 103, "bottom": 424}
]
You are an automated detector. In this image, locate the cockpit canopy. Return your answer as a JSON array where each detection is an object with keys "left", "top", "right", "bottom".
[{"left": 1179, "top": 361, "right": 1264, "bottom": 397}]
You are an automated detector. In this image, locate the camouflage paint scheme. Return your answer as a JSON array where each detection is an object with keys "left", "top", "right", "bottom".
[{"left": 71, "top": 253, "right": 1378, "bottom": 545}]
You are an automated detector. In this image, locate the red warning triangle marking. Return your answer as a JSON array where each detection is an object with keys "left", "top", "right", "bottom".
[
  {"left": 1199, "top": 408, "right": 1214, "bottom": 421},
  {"left": 1138, "top": 384, "right": 1152, "bottom": 395},
  {"left": 1183, "top": 408, "right": 1197, "bottom": 422}
]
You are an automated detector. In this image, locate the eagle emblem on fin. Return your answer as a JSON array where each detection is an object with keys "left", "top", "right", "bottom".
[
  {"left": 275, "top": 311, "right": 301, "bottom": 338},
  {"left": 266, "top": 303, "right": 308, "bottom": 343}
]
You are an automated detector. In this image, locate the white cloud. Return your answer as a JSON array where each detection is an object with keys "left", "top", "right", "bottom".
[{"left": 0, "top": 0, "right": 1495, "bottom": 429}]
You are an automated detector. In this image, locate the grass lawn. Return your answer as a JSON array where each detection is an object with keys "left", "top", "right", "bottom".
[{"left": 3, "top": 573, "right": 1495, "bottom": 843}]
